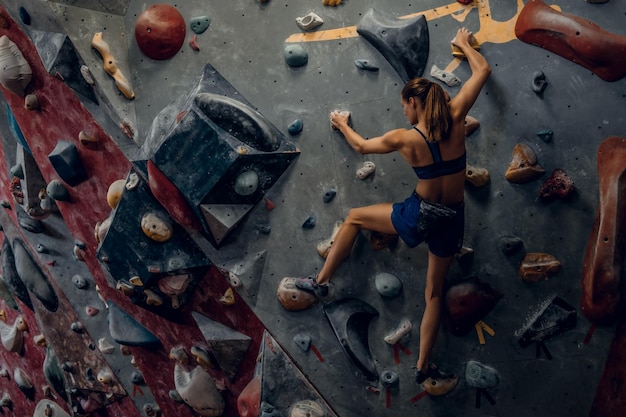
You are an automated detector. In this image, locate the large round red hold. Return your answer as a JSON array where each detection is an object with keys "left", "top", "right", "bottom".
[{"left": 135, "top": 4, "right": 186, "bottom": 60}]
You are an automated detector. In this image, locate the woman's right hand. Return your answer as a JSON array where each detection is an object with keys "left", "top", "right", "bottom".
[
  {"left": 330, "top": 110, "right": 351, "bottom": 130},
  {"left": 451, "top": 27, "right": 474, "bottom": 49}
]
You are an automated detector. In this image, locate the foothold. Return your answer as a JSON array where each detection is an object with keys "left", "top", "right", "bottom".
[
  {"left": 191, "top": 345, "right": 213, "bottom": 367},
  {"left": 504, "top": 143, "right": 545, "bottom": 183},
  {"left": 0, "top": 315, "right": 27, "bottom": 352},
  {"left": 190, "top": 16, "right": 211, "bottom": 34},
  {"left": 465, "top": 360, "right": 500, "bottom": 389},
  {"left": 91, "top": 32, "right": 135, "bottom": 99},
  {"left": 227, "top": 272, "right": 242, "bottom": 288},
  {"left": 141, "top": 212, "right": 173, "bottom": 242},
  {"left": 70, "top": 321, "right": 83, "bottom": 333},
  {"left": 80, "top": 65, "right": 94, "bottom": 85},
  {"left": 284, "top": 44, "right": 308, "bottom": 67},
  {"left": 130, "top": 370, "right": 144, "bottom": 385},
  {"left": 107, "top": 179, "right": 126, "bottom": 209},
  {"left": 287, "top": 119, "right": 303, "bottom": 135},
  {"left": 384, "top": 318, "right": 412, "bottom": 345},
  {"left": 0, "top": 35, "right": 33, "bottom": 97},
  {"left": 256, "top": 223, "right": 271, "bottom": 234},
  {"left": 317, "top": 220, "right": 343, "bottom": 259},
  {"left": 14, "top": 368, "right": 33, "bottom": 396},
  {"left": 289, "top": 400, "right": 325, "bottom": 417},
  {"left": 519, "top": 253, "right": 562, "bottom": 282},
  {"left": 85, "top": 306, "right": 100, "bottom": 316},
  {"left": 356, "top": 161, "right": 376, "bottom": 180},
  {"left": 296, "top": 12, "right": 323, "bottom": 31},
  {"left": 18, "top": 7, "right": 30, "bottom": 25},
  {"left": 129, "top": 276, "right": 144, "bottom": 286},
  {"left": 465, "top": 165, "right": 490, "bottom": 187},
  {"left": 430, "top": 64, "right": 461, "bottom": 87},
  {"left": 0, "top": 200, "right": 10, "bottom": 208},
  {"left": 421, "top": 368, "right": 459, "bottom": 396},
  {"left": 354, "top": 59, "right": 379, "bottom": 72},
  {"left": 465, "top": 115, "right": 480, "bottom": 137},
  {"left": 277, "top": 277, "right": 318, "bottom": 311},
  {"left": 174, "top": 365, "right": 225, "bottom": 416},
  {"left": 33, "top": 334, "right": 46, "bottom": 346},
  {"left": 46, "top": 180, "right": 70, "bottom": 201},
  {"left": 380, "top": 370, "right": 399, "bottom": 388},
  {"left": 532, "top": 71, "right": 548, "bottom": 94},
  {"left": 302, "top": 216, "right": 316, "bottom": 229},
  {"left": 323, "top": 188, "right": 336, "bottom": 203},
  {"left": 79, "top": 131, "right": 99, "bottom": 146},
  {"left": 143, "top": 403, "right": 162, "bottom": 417},
  {"left": 98, "top": 338, "right": 115, "bottom": 354},
  {"left": 48, "top": 141, "right": 87, "bottom": 186},
  {"left": 189, "top": 34, "right": 200, "bottom": 51},
  {"left": 323, "top": 0, "right": 342, "bottom": 6},
  {"left": 539, "top": 168, "right": 575, "bottom": 201},
  {"left": 135, "top": 4, "right": 186, "bottom": 60},
  {"left": 72, "top": 274, "right": 88, "bottom": 289},
  {"left": 238, "top": 376, "right": 261, "bottom": 417},
  {"left": 24, "top": 94, "right": 40, "bottom": 110},
  {"left": 293, "top": 333, "right": 312, "bottom": 352},
  {"left": 219, "top": 287, "right": 235, "bottom": 305},
  {"left": 97, "top": 368, "right": 113, "bottom": 384},
  {"left": 536, "top": 129, "right": 553, "bottom": 142},
  {"left": 144, "top": 289, "right": 164, "bottom": 306},
  {"left": 498, "top": 235, "right": 524, "bottom": 255},
  {"left": 374, "top": 272, "right": 403, "bottom": 298},
  {"left": 518, "top": 296, "right": 576, "bottom": 346},
  {"left": 9, "top": 164, "right": 23, "bottom": 179},
  {"left": 357, "top": 9, "right": 429, "bottom": 82}
]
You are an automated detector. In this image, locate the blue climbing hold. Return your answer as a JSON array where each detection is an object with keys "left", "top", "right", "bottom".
[
  {"left": 287, "top": 119, "right": 303, "bottom": 135},
  {"left": 190, "top": 16, "right": 211, "bottom": 34},
  {"left": 284, "top": 44, "right": 308, "bottom": 67}
]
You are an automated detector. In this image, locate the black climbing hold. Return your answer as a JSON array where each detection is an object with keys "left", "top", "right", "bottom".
[
  {"left": 19, "top": 7, "right": 31, "bottom": 25},
  {"left": 323, "top": 188, "right": 336, "bottom": 203},
  {"left": 354, "top": 59, "right": 379, "bottom": 72},
  {"left": 302, "top": 216, "right": 316, "bottom": 229},
  {"left": 381, "top": 369, "right": 399, "bottom": 388},
  {"left": 518, "top": 296, "right": 576, "bottom": 347},
  {"left": 498, "top": 235, "right": 524, "bottom": 256},
  {"left": 536, "top": 129, "right": 553, "bottom": 143},
  {"left": 288, "top": 119, "right": 303, "bottom": 135},
  {"left": 532, "top": 71, "right": 548, "bottom": 95}
]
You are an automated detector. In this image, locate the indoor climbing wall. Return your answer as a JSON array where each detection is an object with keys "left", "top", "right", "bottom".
[{"left": 0, "top": 1, "right": 624, "bottom": 417}]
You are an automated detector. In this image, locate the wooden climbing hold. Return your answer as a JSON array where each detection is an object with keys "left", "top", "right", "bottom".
[
  {"left": 519, "top": 252, "right": 562, "bottom": 282},
  {"left": 91, "top": 32, "right": 135, "bottom": 99}
]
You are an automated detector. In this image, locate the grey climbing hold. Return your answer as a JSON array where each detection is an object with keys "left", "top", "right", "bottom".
[
  {"left": 323, "top": 188, "right": 336, "bottom": 203},
  {"left": 108, "top": 301, "right": 161, "bottom": 348},
  {"left": 19, "top": 7, "right": 30, "bottom": 25},
  {"left": 430, "top": 64, "right": 461, "bottom": 87},
  {"left": 374, "top": 272, "right": 403, "bottom": 298},
  {"left": 498, "top": 235, "right": 524, "bottom": 255},
  {"left": 536, "top": 129, "right": 553, "bottom": 143},
  {"left": 48, "top": 141, "right": 86, "bottom": 186},
  {"left": 35, "top": 243, "right": 47, "bottom": 253},
  {"left": 293, "top": 333, "right": 311, "bottom": 352},
  {"left": 284, "top": 44, "right": 308, "bottom": 67},
  {"left": 302, "top": 216, "right": 316, "bottom": 229},
  {"left": 190, "top": 16, "right": 211, "bottom": 34},
  {"left": 17, "top": 213, "right": 44, "bottom": 233},
  {"left": 465, "top": 360, "right": 500, "bottom": 389},
  {"left": 381, "top": 369, "right": 399, "bottom": 388},
  {"left": 9, "top": 164, "right": 23, "bottom": 179},
  {"left": 46, "top": 180, "right": 70, "bottom": 201},
  {"left": 532, "top": 71, "right": 548, "bottom": 94},
  {"left": 354, "top": 59, "right": 379, "bottom": 72},
  {"left": 287, "top": 119, "right": 303, "bottom": 135},
  {"left": 130, "top": 370, "right": 145, "bottom": 385},
  {"left": 234, "top": 170, "right": 259, "bottom": 196},
  {"left": 296, "top": 12, "right": 323, "bottom": 31},
  {"left": 72, "top": 274, "right": 88, "bottom": 289},
  {"left": 256, "top": 223, "right": 271, "bottom": 234}
]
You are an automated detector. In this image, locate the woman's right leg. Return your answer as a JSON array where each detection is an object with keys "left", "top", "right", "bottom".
[{"left": 317, "top": 203, "right": 397, "bottom": 285}]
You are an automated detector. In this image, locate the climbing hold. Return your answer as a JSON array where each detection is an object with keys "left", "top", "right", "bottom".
[
  {"left": 323, "top": 188, "right": 336, "bottom": 203},
  {"left": 277, "top": 277, "right": 318, "bottom": 311},
  {"left": 234, "top": 170, "right": 259, "bottom": 196},
  {"left": 106, "top": 179, "right": 126, "bottom": 209},
  {"left": 18, "top": 7, "right": 30, "bottom": 25},
  {"left": 538, "top": 168, "right": 575, "bottom": 201},
  {"left": 465, "top": 115, "right": 480, "bottom": 137},
  {"left": 323, "top": 0, "right": 342, "bottom": 6},
  {"left": 518, "top": 296, "right": 576, "bottom": 346},
  {"left": 256, "top": 223, "right": 271, "bottom": 234},
  {"left": 265, "top": 198, "right": 275, "bottom": 210},
  {"left": 135, "top": 4, "right": 186, "bottom": 60},
  {"left": 430, "top": 64, "right": 461, "bottom": 87},
  {"left": 519, "top": 253, "right": 562, "bottom": 282},
  {"left": 293, "top": 333, "right": 312, "bottom": 352},
  {"left": 108, "top": 301, "right": 161, "bottom": 347},
  {"left": 174, "top": 364, "right": 225, "bottom": 416},
  {"left": 384, "top": 318, "right": 412, "bottom": 345},
  {"left": 48, "top": 141, "right": 87, "bottom": 186},
  {"left": 354, "top": 59, "right": 379, "bottom": 72},
  {"left": 0, "top": 35, "right": 32, "bottom": 97},
  {"left": 374, "top": 272, "right": 403, "bottom": 298},
  {"left": 287, "top": 119, "right": 303, "bottom": 135},
  {"left": 465, "top": 360, "right": 500, "bottom": 389},
  {"left": 289, "top": 400, "right": 325, "bottom": 417},
  {"left": 141, "top": 212, "right": 173, "bottom": 242},
  {"left": 296, "top": 12, "right": 323, "bottom": 31},
  {"left": 238, "top": 376, "right": 261, "bottom": 417},
  {"left": 504, "top": 143, "right": 545, "bottom": 183},
  {"left": 13, "top": 238, "right": 59, "bottom": 311},
  {"left": 98, "top": 337, "right": 115, "bottom": 354},
  {"left": 80, "top": 64, "right": 94, "bottom": 85},
  {"left": 380, "top": 370, "right": 399, "bottom": 388},
  {"left": 421, "top": 368, "right": 459, "bottom": 396},
  {"left": 0, "top": 315, "right": 27, "bottom": 352},
  {"left": 317, "top": 220, "right": 343, "bottom": 259},
  {"left": 46, "top": 180, "right": 70, "bottom": 201},
  {"left": 190, "top": 16, "right": 211, "bottom": 34},
  {"left": 532, "top": 71, "right": 548, "bottom": 94},
  {"left": 130, "top": 370, "right": 144, "bottom": 385},
  {"left": 189, "top": 34, "right": 200, "bottom": 51},
  {"left": 91, "top": 32, "right": 135, "bottom": 99},
  {"left": 451, "top": 32, "right": 480, "bottom": 59},
  {"left": 24, "top": 94, "right": 39, "bottom": 110},
  {"left": 444, "top": 276, "right": 502, "bottom": 336},
  {"left": 498, "top": 235, "right": 524, "bottom": 255},
  {"left": 85, "top": 306, "right": 99, "bottom": 316},
  {"left": 143, "top": 403, "right": 162, "bottom": 417},
  {"left": 302, "top": 216, "right": 316, "bottom": 229},
  {"left": 284, "top": 44, "right": 308, "bottom": 67},
  {"left": 219, "top": 287, "right": 235, "bottom": 305},
  {"left": 536, "top": 129, "right": 553, "bottom": 142},
  {"left": 465, "top": 165, "right": 490, "bottom": 187},
  {"left": 357, "top": 8, "right": 429, "bottom": 82},
  {"left": 356, "top": 161, "right": 376, "bottom": 179},
  {"left": 70, "top": 321, "right": 83, "bottom": 333}
]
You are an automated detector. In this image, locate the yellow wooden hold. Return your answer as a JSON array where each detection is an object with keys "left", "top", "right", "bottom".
[{"left": 475, "top": 320, "right": 495, "bottom": 345}]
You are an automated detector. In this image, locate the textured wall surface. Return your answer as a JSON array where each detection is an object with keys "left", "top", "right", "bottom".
[{"left": 0, "top": 1, "right": 624, "bottom": 416}]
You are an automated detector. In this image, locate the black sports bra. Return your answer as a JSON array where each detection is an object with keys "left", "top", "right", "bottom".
[{"left": 412, "top": 127, "right": 466, "bottom": 179}]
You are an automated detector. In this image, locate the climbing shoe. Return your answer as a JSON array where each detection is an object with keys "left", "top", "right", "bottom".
[{"left": 295, "top": 276, "right": 329, "bottom": 297}]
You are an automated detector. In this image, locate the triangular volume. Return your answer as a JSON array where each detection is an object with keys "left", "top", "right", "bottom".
[
  {"left": 219, "top": 250, "right": 267, "bottom": 306},
  {"left": 47, "top": 0, "right": 131, "bottom": 15},
  {"left": 16, "top": 145, "right": 50, "bottom": 218},
  {"left": 259, "top": 330, "right": 338, "bottom": 416},
  {"left": 192, "top": 311, "right": 252, "bottom": 381},
  {"left": 107, "top": 302, "right": 160, "bottom": 348},
  {"left": 199, "top": 204, "right": 253, "bottom": 246},
  {"left": 29, "top": 30, "right": 97, "bottom": 103}
]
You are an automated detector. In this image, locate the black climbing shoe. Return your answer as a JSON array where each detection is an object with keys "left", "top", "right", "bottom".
[
  {"left": 295, "top": 276, "right": 329, "bottom": 297},
  {"left": 415, "top": 366, "right": 432, "bottom": 384}
]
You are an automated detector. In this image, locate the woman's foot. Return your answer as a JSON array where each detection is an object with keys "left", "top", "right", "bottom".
[
  {"left": 295, "top": 276, "right": 329, "bottom": 297},
  {"left": 416, "top": 364, "right": 459, "bottom": 396}
]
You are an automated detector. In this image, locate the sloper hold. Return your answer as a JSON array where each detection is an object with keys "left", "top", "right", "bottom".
[
  {"left": 444, "top": 276, "right": 502, "bottom": 336},
  {"left": 29, "top": 30, "right": 97, "bottom": 103},
  {"left": 191, "top": 311, "right": 252, "bottom": 381},
  {"left": 12, "top": 238, "right": 58, "bottom": 311},
  {"left": 515, "top": 0, "right": 626, "bottom": 82},
  {"left": 357, "top": 8, "right": 429, "bottom": 83},
  {"left": 259, "top": 330, "right": 338, "bottom": 416},
  {"left": 1, "top": 237, "right": 32, "bottom": 310},
  {"left": 107, "top": 301, "right": 160, "bottom": 347},
  {"left": 518, "top": 296, "right": 576, "bottom": 347},
  {"left": 323, "top": 297, "right": 379, "bottom": 380},
  {"left": 48, "top": 141, "right": 87, "bottom": 186}
]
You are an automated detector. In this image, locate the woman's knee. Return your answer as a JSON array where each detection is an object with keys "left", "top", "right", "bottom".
[{"left": 345, "top": 208, "right": 366, "bottom": 227}]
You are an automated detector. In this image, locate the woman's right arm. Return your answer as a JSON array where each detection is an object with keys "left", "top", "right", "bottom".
[{"left": 449, "top": 28, "right": 491, "bottom": 122}]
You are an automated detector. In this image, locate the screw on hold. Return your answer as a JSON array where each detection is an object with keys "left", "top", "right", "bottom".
[
  {"left": 293, "top": 333, "right": 312, "bottom": 352},
  {"left": 323, "top": 188, "right": 336, "bottom": 203},
  {"left": 302, "top": 216, "right": 316, "bottom": 229},
  {"left": 532, "top": 71, "right": 548, "bottom": 95},
  {"left": 536, "top": 129, "right": 553, "bottom": 143}
]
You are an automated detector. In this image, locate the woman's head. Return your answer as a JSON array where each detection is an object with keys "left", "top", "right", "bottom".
[{"left": 401, "top": 78, "right": 452, "bottom": 141}]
